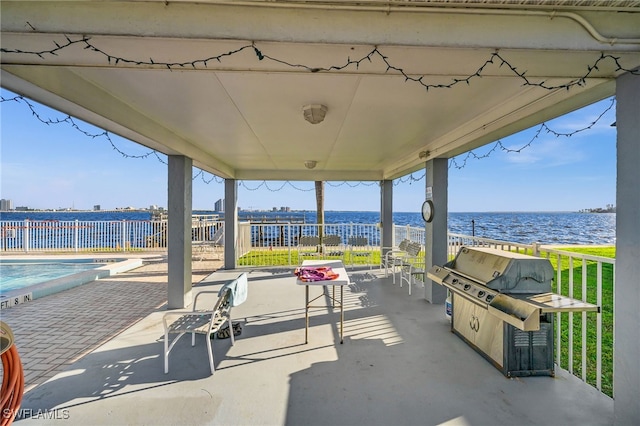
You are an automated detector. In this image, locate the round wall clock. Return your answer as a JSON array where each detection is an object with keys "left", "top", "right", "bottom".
[{"left": 421, "top": 200, "right": 434, "bottom": 223}]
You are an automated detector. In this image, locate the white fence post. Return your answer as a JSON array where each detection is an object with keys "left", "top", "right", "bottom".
[
  {"left": 287, "top": 223, "right": 292, "bottom": 265},
  {"left": 532, "top": 242, "right": 540, "bottom": 256},
  {"left": 23, "top": 219, "right": 29, "bottom": 253},
  {"left": 74, "top": 219, "right": 79, "bottom": 252},
  {"left": 122, "top": 220, "right": 127, "bottom": 252},
  {"left": 596, "top": 261, "right": 603, "bottom": 391}
]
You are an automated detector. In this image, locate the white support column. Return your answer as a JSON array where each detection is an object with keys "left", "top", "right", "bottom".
[
  {"left": 167, "top": 155, "right": 192, "bottom": 309},
  {"left": 224, "top": 179, "right": 238, "bottom": 270},
  {"left": 380, "top": 180, "right": 393, "bottom": 258},
  {"left": 424, "top": 159, "right": 448, "bottom": 304},
  {"left": 614, "top": 72, "right": 640, "bottom": 426}
]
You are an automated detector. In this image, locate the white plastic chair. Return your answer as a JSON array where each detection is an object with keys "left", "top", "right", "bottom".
[{"left": 163, "top": 273, "right": 248, "bottom": 374}]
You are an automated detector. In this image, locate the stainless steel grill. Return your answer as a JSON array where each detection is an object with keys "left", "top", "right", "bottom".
[{"left": 428, "top": 246, "right": 599, "bottom": 377}]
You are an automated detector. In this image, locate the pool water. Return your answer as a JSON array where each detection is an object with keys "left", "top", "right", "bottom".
[{"left": 0, "top": 261, "right": 105, "bottom": 292}]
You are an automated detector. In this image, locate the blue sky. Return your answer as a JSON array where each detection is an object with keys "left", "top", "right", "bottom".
[{"left": 1, "top": 88, "right": 616, "bottom": 213}]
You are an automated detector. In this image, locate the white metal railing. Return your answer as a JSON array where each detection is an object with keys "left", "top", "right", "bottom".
[
  {"left": 236, "top": 222, "right": 383, "bottom": 267},
  {"left": 537, "top": 246, "right": 614, "bottom": 396},
  {"left": 447, "top": 232, "right": 539, "bottom": 258},
  {"left": 0, "top": 219, "right": 222, "bottom": 253},
  {"left": 1, "top": 220, "right": 419, "bottom": 256},
  {"left": 0, "top": 220, "right": 391, "bottom": 255},
  {"left": 394, "top": 224, "right": 426, "bottom": 247}
]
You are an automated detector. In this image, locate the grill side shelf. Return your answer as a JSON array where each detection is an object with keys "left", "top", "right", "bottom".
[
  {"left": 525, "top": 293, "right": 600, "bottom": 313},
  {"left": 487, "top": 294, "right": 541, "bottom": 332}
]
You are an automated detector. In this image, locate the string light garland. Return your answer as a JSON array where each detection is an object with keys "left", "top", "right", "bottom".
[
  {"left": 1, "top": 34, "right": 629, "bottom": 191},
  {"left": 193, "top": 169, "right": 224, "bottom": 184},
  {"left": 394, "top": 173, "right": 426, "bottom": 185},
  {"left": 0, "top": 94, "right": 158, "bottom": 160},
  {"left": 2, "top": 37, "right": 638, "bottom": 89},
  {"left": 449, "top": 96, "right": 616, "bottom": 169},
  {"left": 153, "top": 151, "right": 168, "bottom": 165},
  {"left": 240, "top": 180, "right": 316, "bottom": 192},
  {"left": 327, "top": 181, "right": 379, "bottom": 188}
]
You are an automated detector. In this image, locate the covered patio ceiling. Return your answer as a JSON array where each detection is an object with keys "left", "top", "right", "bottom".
[{"left": 1, "top": 1, "right": 639, "bottom": 182}]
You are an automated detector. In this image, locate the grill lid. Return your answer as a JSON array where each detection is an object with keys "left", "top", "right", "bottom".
[{"left": 445, "top": 246, "right": 554, "bottom": 293}]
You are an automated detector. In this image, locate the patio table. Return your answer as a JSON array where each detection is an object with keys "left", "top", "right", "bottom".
[{"left": 296, "top": 260, "right": 350, "bottom": 344}]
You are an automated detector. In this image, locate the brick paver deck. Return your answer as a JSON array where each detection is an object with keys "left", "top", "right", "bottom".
[{"left": 0, "top": 255, "right": 223, "bottom": 392}]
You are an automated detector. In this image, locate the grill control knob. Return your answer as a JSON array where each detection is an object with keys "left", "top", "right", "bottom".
[
  {"left": 486, "top": 295, "right": 493, "bottom": 303},
  {"left": 452, "top": 278, "right": 458, "bottom": 284},
  {"left": 477, "top": 290, "right": 485, "bottom": 298},
  {"left": 463, "top": 284, "right": 471, "bottom": 291}
]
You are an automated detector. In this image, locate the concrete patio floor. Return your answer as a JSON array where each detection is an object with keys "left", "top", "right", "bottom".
[{"left": 12, "top": 265, "right": 613, "bottom": 425}]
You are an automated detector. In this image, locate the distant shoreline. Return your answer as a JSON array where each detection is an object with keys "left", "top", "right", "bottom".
[{"left": 0, "top": 209, "right": 616, "bottom": 214}]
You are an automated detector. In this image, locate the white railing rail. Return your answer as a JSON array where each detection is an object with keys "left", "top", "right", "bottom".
[
  {"left": 394, "top": 224, "right": 426, "bottom": 247},
  {"left": 447, "top": 232, "right": 539, "bottom": 258}
]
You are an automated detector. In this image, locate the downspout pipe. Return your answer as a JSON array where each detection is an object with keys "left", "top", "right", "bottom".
[{"left": 166, "top": 0, "right": 640, "bottom": 45}]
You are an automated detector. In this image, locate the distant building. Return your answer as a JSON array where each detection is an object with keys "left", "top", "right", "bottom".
[
  {"left": 0, "top": 199, "right": 14, "bottom": 211},
  {"left": 93, "top": 205, "right": 101, "bottom": 211},
  {"left": 214, "top": 198, "right": 224, "bottom": 212}
]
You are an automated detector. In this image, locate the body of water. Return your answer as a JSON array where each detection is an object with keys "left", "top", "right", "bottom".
[{"left": 0, "top": 210, "right": 615, "bottom": 246}]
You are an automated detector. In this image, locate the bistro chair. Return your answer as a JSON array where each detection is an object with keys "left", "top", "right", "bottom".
[
  {"left": 399, "top": 249, "right": 426, "bottom": 295},
  {"left": 347, "top": 236, "right": 373, "bottom": 269},
  {"left": 322, "top": 235, "right": 345, "bottom": 262},
  {"left": 381, "top": 239, "right": 410, "bottom": 278},
  {"left": 394, "top": 242, "right": 422, "bottom": 286},
  {"left": 297, "top": 236, "right": 321, "bottom": 263}
]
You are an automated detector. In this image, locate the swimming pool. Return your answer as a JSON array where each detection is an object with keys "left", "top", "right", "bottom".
[
  {"left": 0, "top": 259, "right": 107, "bottom": 291},
  {"left": 0, "top": 257, "right": 143, "bottom": 309}
]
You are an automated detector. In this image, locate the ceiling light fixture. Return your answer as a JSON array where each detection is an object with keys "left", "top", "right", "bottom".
[
  {"left": 304, "top": 160, "right": 317, "bottom": 169},
  {"left": 302, "top": 104, "right": 328, "bottom": 124}
]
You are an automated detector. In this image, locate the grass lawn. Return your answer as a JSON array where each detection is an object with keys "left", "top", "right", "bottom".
[{"left": 237, "top": 249, "right": 382, "bottom": 267}]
